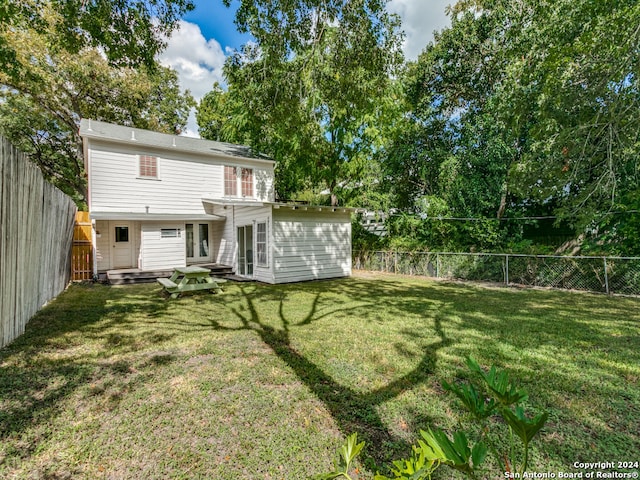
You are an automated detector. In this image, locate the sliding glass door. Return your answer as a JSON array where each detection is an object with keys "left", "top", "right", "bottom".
[{"left": 237, "top": 225, "right": 253, "bottom": 276}]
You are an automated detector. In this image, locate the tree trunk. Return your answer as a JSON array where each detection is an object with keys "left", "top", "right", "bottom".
[
  {"left": 497, "top": 191, "right": 507, "bottom": 219},
  {"left": 329, "top": 177, "right": 338, "bottom": 206}
]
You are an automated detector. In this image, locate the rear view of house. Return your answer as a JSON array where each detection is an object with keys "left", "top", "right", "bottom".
[{"left": 80, "top": 119, "right": 353, "bottom": 283}]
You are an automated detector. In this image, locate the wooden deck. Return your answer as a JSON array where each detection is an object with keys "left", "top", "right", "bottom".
[{"left": 105, "top": 263, "right": 233, "bottom": 285}]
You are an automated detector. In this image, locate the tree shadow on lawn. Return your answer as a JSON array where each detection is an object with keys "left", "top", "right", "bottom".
[
  {"left": 353, "top": 278, "right": 640, "bottom": 460},
  {"left": 198, "top": 280, "right": 455, "bottom": 467},
  {"left": 0, "top": 283, "right": 174, "bottom": 469},
  {"left": 195, "top": 276, "right": 640, "bottom": 468},
  {"left": 3, "top": 277, "right": 639, "bottom": 472}
]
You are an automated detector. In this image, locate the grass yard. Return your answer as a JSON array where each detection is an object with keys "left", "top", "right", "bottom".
[{"left": 0, "top": 273, "right": 639, "bottom": 479}]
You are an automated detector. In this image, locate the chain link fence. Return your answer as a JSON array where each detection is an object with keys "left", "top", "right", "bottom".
[{"left": 353, "top": 251, "right": 640, "bottom": 296}]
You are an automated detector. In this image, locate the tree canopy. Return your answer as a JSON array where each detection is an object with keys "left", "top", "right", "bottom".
[
  {"left": 2, "top": 0, "right": 637, "bottom": 254},
  {"left": 198, "top": 0, "right": 404, "bottom": 206},
  {"left": 382, "top": 0, "right": 640, "bottom": 253},
  {"left": 1, "top": 0, "right": 194, "bottom": 70},
  {"left": 0, "top": 0, "right": 195, "bottom": 203}
]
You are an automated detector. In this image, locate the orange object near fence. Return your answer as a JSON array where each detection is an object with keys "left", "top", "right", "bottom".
[{"left": 72, "top": 211, "right": 93, "bottom": 281}]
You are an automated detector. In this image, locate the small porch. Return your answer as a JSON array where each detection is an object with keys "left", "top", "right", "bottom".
[
  {"left": 93, "top": 216, "right": 226, "bottom": 274},
  {"left": 104, "top": 263, "right": 233, "bottom": 285}
]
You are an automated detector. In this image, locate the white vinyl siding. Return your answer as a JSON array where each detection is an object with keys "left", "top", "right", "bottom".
[
  {"left": 254, "top": 169, "right": 274, "bottom": 202},
  {"left": 95, "top": 220, "right": 111, "bottom": 271},
  {"left": 212, "top": 219, "right": 233, "bottom": 266},
  {"left": 140, "top": 223, "right": 185, "bottom": 270},
  {"left": 89, "top": 144, "right": 222, "bottom": 214},
  {"left": 272, "top": 209, "right": 352, "bottom": 283},
  {"left": 87, "top": 140, "right": 276, "bottom": 216}
]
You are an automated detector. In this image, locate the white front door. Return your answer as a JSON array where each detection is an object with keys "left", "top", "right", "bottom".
[
  {"left": 112, "top": 222, "right": 133, "bottom": 268},
  {"left": 186, "top": 223, "right": 211, "bottom": 263}
]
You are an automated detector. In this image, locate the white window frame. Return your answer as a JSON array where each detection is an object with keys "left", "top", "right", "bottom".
[
  {"left": 138, "top": 154, "right": 159, "bottom": 179},
  {"left": 161, "top": 228, "right": 180, "bottom": 238},
  {"left": 224, "top": 165, "right": 254, "bottom": 198},
  {"left": 224, "top": 165, "right": 237, "bottom": 196},
  {"left": 241, "top": 168, "right": 254, "bottom": 198},
  {"left": 256, "top": 221, "right": 267, "bottom": 267}
]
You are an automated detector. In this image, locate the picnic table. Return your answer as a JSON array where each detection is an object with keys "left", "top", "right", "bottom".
[{"left": 157, "top": 266, "right": 227, "bottom": 298}]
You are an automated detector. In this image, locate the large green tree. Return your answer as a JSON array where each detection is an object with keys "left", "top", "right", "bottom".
[
  {"left": 0, "top": 0, "right": 193, "bottom": 69},
  {"left": 385, "top": 0, "right": 640, "bottom": 252},
  {"left": 198, "top": 0, "right": 404, "bottom": 206},
  {"left": 500, "top": 0, "right": 640, "bottom": 227},
  {"left": 0, "top": 1, "right": 194, "bottom": 203}
]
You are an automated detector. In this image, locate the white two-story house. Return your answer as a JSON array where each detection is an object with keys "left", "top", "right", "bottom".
[{"left": 80, "top": 119, "right": 353, "bottom": 284}]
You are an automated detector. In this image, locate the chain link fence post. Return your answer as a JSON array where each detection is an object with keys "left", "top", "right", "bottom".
[
  {"left": 352, "top": 251, "right": 640, "bottom": 296},
  {"left": 505, "top": 254, "right": 509, "bottom": 286}
]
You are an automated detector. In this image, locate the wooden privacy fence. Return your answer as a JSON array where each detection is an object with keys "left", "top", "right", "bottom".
[
  {"left": 0, "top": 137, "right": 77, "bottom": 348},
  {"left": 72, "top": 211, "right": 93, "bottom": 281}
]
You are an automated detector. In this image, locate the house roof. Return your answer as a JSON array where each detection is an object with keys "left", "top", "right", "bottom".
[{"left": 79, "top": 119, "right": 274, "bottom": 165}]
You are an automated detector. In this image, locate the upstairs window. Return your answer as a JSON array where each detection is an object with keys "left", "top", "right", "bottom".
[
  {"left": 139, "top": 155, "right": 158, "bottom": 179},
  {"left": 224, "top": 166, "right": 237, "bottom": 196},
  {"left": 225, "top": 166, "right": 254, "bottom": 197},
  {"left": 241, "top": 168, "right": 253, "bottom": 197}
]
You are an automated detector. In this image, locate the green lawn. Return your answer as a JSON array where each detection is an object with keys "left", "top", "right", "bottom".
[{"left": 1, "top": 273, "right": 639, "bottom": 479}]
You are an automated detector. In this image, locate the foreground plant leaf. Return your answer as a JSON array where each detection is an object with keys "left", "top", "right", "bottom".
[
  {"left": 467, "top": 357, "right": 527, "bottom": 406},
  {"left": 442, "top": 379, "right": 497, "bottom": 419},
  {"left": 418, "top": 428, "right": 486, "bottom": 476}
]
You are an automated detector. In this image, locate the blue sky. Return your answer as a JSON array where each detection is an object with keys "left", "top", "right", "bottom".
[
  {"left": 182, "top": 1, "right": 252, "bottom": 51},
  {"left": 160, "top": 0, "right": 452, "bottom": 136}
]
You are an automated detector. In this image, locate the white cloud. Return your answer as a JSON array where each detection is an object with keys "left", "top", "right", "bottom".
[
  {"left": 160, "top": 6, "right": 452, "bottom": 137},
  {"left": 388, "top": 0, "right": 452, "bottom": 60},
  {"left": 159, "top": 21, "right": 227, "bottom": 137}
]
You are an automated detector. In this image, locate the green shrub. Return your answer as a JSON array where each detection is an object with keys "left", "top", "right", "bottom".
[{"left": 318, "top": 358, "right": 548, "bottom": 480}]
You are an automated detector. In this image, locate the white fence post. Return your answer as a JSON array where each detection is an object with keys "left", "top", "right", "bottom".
[{"left": 604, "top": 257, "right": 610, "bottom": 294}]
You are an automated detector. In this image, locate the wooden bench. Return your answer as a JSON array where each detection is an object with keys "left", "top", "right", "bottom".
[{"left": 157, "top": 278, "right": 178, "bottom": 289}]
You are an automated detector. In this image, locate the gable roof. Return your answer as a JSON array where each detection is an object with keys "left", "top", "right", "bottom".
[{"left": 79, "top": 119, "right": 274, "bottom": 165}]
